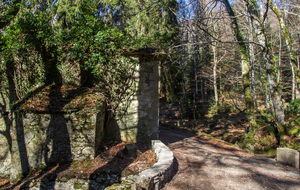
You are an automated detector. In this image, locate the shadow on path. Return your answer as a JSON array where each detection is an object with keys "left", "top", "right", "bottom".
[{"left": 159, "top": 126, "right": 300, "bottom": 190}]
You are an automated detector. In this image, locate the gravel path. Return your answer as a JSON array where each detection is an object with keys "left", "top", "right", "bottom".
[{"left": 159, "top": 126, "right": 300, "bottom": 190}]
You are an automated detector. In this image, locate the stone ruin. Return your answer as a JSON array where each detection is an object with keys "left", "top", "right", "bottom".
[{"left": 0, "top": 48, "right": 163, "bottom": 182}]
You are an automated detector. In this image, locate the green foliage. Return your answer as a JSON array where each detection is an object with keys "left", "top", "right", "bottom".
[
  {"left": 0, "top": 0, "right": 139, "bottom": 112},
  {"left": 286, "top": 99, "right": 300, "bottom": 116},
  {"left": 0, "top": 11, "right": 46, "bottom": 97},
  {"left": 285, "top": 99, "right": 300, "bottom": 137},
  {"left": 103, "top": 0, "right": 179, "bottom": 48},
  {"left": 207, "top": 103, "right": 219, "bottom": 117},
  {"left": 260, "top": 108, "right": 275, "bottom": 123}
]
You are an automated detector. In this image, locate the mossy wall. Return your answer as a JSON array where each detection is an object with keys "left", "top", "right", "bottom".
[{"left": 0, "top": 101, "right": 106, "bottom": 179}]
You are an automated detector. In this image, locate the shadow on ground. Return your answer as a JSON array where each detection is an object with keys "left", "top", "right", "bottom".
[{"left": 159, "top": 126, "right": 300, "bottom": 190}]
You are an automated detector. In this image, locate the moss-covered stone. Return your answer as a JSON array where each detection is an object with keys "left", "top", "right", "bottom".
[
  {"left": 1, "top": 100, "right": 106, "bottom": 179},
  {"left": 73, "top": 183, "right": 83, "bottom": 189}
]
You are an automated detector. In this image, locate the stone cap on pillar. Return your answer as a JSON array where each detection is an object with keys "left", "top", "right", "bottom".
[{"left": 121, "top": 48, "right": 166, "bottom": 61}]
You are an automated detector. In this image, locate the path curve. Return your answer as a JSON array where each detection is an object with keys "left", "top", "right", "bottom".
[{"left": 159, "top": 126, "right": 300, "bottom": 190}]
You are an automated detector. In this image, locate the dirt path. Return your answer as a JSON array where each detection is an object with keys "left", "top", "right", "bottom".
[{"left": 159, "top": 126, "right": 300, "bottom": 190}]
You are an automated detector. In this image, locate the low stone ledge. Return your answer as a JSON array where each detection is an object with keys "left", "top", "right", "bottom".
[
  {"left": 131, "top": 140, "right": 174, "bottom": 189},
  {"left": 277, "top": 148, "right": 300, "bottom": 169},
  {"left": 106, "top": 140, "right": 174, "bottom": 190}
]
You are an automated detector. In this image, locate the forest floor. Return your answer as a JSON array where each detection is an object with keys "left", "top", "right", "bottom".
[
  {"left": 159, "top": 125, "right": 300, "bottom": 190},
  {"left": 159, "top": 100, "right": 300, "bottom": 156}
]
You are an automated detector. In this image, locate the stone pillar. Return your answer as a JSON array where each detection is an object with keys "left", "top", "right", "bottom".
[
  {"left": 111, "top": 49, "right": 162, "bottom": 144},
  {"left": 136, "top": 58, "right": 160, "bottom": 143}
]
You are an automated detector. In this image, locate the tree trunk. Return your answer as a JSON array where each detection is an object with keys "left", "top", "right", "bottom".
[
  {"left": 200, "top": 76, "right": 204, "bottom": 102},
  {"left": 222, "top": 0, "right": 254, "bottom": 126},
  {"left": 205, "top": 79, "right": 207, "bottom": 102},
  {"left": 79, "top": 59, "right": 96, "bottom": 87},
  {"left": 248, "top": 12, "right": 257, "bottom": 109},
  {"left": 38, "top": 45, "right": 62, "bottom": 85},
  {"left": 270, "top": 0, "right": 300, "bottom": 99},
  {"left": 248, "top": 0, "right": 287, "bottom": 130},
  {"left": 194, "top": 52, "right": 198, "bottom": 95},
  {"left": 212, "top": 43, "right": 219, "bottom": 106},
  {"left": 278, "top": 29, "right": 282, "bottom": 84},
  {"left": 265, "top": 88, "right": 271, "bottom": 109},
  {"left": 194, "top": 38, "right": 198, "bottom": 96},
  {"left": 6, "top": 59, "right": 29, "bottom": 183}
]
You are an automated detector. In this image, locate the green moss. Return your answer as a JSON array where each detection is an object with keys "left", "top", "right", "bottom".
[
  {"left": 84, "top": 122, "right": 95, "bottom": 130},
  {"left": 74, "top": 183, "right": 83, "bottom": 189},
  {"left": 0, "top": 174, "right": 10, "bottom": 179},
  {"left": 72, "top": 162, "right": 78, "bottom": 168},
  {"left": 256, "top": 118, "right": 266, "bottom": 126},
  {"left": 266, "top": 148, "right": 277, "bottom": 156},
  {"left": 242, "top": 131, "right": 255, "bottom": 149}
]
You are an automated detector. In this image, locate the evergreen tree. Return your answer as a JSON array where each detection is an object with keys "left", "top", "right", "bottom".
[{"left": 103, "top": 0, "right": 179, "bottom": 48}]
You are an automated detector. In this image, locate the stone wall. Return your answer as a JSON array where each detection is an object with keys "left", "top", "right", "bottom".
[
  {"left": 9, "top": 140, "right": 173, "bottom": 190},
  {"left": 0, "top": 101, "right": 105, "bottom": 179},
  {"left": 1, "top": 48, "right": 163, "bottom": 180},
  {"left": 108, "top": 53, "right": 160, "bottom": 144},
  {"left": 0, "top": 115, "right": 11, "bottom": 178}
]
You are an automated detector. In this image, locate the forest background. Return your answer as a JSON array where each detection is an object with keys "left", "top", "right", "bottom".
[{"left": 1, "top": 0, "right": 300, "bottom": 162}]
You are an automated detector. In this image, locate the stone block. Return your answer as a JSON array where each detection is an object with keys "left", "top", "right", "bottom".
[
  {"left": 277, "top": 148, "right": 300, "bottom": 169},
  {"left": 82, "top": 147, "right": 94, "bottom": 155},
  {"left": 125, "top": 143, "right": 137, "bottom": 154}
]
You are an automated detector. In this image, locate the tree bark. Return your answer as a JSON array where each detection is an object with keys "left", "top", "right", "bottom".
[
  {"left": 194, "top": 36, "right": 198, "bottom": 97},
  {"left": 247, "top": 11, "right": 257, "bottom": 109},
  {"left": 247, "top": 0, "right": 287, "bottom": 130},
  {"left": 212, "top": 43, "right": 219, "bottom": 106},
  {"left": 5, "top": 59, "right": 29, "bottom": 183},
  {"left": 221, "top": 0, "right": 254, "bottom": 126},
  {"left": 269, "top": 0, "right": 300, "bottom": 99}
]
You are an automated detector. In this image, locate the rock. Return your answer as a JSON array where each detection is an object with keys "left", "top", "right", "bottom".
[
  {"left": 60, "top": 176, "right": 68, "bottom": 182},
  {"left": 277, "top": 148, "right": 300, "bottom": 169},
  {"left": 245, "top": 143, "right": 254, "bottom": 153},
  {"left": 82, "top": 147, "right": 94, "bottom": 155},
  {"left": 125, "top": 143, "right": 137, "bottom": 154}
]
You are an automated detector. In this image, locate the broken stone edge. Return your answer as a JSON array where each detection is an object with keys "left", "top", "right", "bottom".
[
  {"left": 277, "top": 148, "right": 300, "bottom": 169},
  {"left": 107, "top": 140, "right": 174, "bottom": 190}
]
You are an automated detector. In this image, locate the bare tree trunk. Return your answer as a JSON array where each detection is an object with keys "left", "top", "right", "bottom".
[
  {"left": 6, "top": 59, "right": 29, "bottom": 183},
  {"left": 219, "top": 66, "right": 223, "bottom": 98},
  {"left": 200, "top": 76, "right": 204, "bottom": 102},
  {"left": 205, "top": 79, "right": 207, "bottom": 102},
  {"left": 180, "top": 56, "right": 186, "bottom": 103},
  {"left": 248, "top": 0, "right": 287, "bottom": 130},
  {"left": 265, "top": 89, "right": 271, "bottom": 109},
  {"left": 297, "top": 57, "right": 300, "bottom": 69},
  {"left": 278, "top": 29, "right": 282, "bottom": 83},
  {"left": 270, "top": 0, "right": 300, "bottom": 99},
  {"left": 248, "top": 12, "right": 257, "bottom": 109},
  {"left": 212, "top": 43, "right": 219, "bottom": 106},
  {"left": 222, "top": 0, "right": 254, "bottom": 126},
  {"left": 194, "top": 45, "right": 198, "bottom": 96}
]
